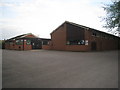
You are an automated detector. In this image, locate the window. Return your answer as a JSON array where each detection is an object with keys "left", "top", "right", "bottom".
[
  {"left": 47, "top": 42, "right": 49, "bottom": 45},
  {"left": 10, "top": 42, "right": 13, "bottom": 45},
  {"left": 92, "top": 32, "right": 96, "bottom": 36},
  {"left": 96, "top": 32, "right": 100, "bottom": 37},
  {"left": 105, "top": 35, "right": 108, "bottom": 39},
  {"left": 16, "top": 40, "right": 23, "bottom": 45},
  {"left": 101, "top": 34, "right": 105, "bottom": 38},
  {"left": 67, "top": 40, "right": 85, "bottom": 45},
  {"left": 26, "top": 40, "right": 31, "bottom": 45},
  {"left": 110, "top": 36, "right": 113, "bottom": 39},
  {"left": 42, "top": 41, "right": 49, "bottom": 45},
  {"left": 80, "top": 40, "right": 85, "bottom": 45},
  {"left": 70, "top": 41, "right": 78, "bottom": 45},
  {"left": 108, "top": 35, "right": 110, "bottom": 39}
]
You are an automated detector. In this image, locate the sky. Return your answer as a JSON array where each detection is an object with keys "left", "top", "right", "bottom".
[{"left": 0, "top": 0, "right": 113, "bottom": 40}]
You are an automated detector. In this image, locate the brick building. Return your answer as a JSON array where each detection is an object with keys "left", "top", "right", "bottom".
[
  {"left": 5, "top": 33, "right": 50, "bottom": 50},
  {"left": 42, "top": 21, "right": 120, "bottom": 51}
]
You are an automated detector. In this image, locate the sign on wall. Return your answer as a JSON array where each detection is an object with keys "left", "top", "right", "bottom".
[{"left": 85, "top": 40, "right": 88, "bottom": 45}]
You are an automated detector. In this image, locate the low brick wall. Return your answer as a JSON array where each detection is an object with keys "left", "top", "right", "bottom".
[
  {"left": 42, "top": 45, "right": 51, "bottom": 50},
  {"left": 42, "top": 45, "right": 90, "bottom": 52},
  {"left": 5, "top": 43, "right": 32, "bottom": 50},
  {"left": 65, "top": 45, "right": 90, "bottom": 51},
  {"left": 24, "top": 45, "right": 32, "bottom": 50}
]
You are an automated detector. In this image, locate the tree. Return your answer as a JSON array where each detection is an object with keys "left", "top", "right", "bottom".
[{"left": 103, "top": 0, "right": 120, "bottom": 35}]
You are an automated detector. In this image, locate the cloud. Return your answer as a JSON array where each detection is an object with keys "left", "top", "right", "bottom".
[
  {"left": 0, "top": 24, "right": 23, "bottom": 40},
  {"left": 1, "top": 0, "right": 113, "bottom": 39}
]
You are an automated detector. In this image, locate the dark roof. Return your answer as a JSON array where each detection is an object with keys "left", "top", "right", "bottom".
[
  {"left": 51, "top": 21, "right": 120, "bottom": 38},
  {"left": 40, "top": 38, "right": 51, "bottom": 41},
  {"left": 66, "top": 21, "right": 91, "bottom": 30},
  {"left": 6, "top": 33, "right": 39, "bottom": 41},
  {"left": 5, "top": 33, "right": 51, "bottom": 42}
]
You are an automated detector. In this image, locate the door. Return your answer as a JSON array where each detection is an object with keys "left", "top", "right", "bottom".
[
  {"left": 31, "top": 38, "right": 42, "bottom": 49},
  {"left": 91, "top": 42, "right": 96, "bottom": 51}
]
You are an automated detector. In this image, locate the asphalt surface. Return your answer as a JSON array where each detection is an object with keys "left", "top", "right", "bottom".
[
  {"left": 2, "top": 50, "right": 118, "bottom": 88},
  {"left": 0, "top": 49, "right": 2, "bottom": 89}
]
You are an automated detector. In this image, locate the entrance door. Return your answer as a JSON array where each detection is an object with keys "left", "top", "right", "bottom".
[
  {"left": 31, "top": 39, "right": 42, "bottom": 49},
  {"left": 91, "top": 42, "right": 96, "bottom": 51}
]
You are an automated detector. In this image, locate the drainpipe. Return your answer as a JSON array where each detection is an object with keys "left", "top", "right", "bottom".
[{"left": 23, "top": 39, "right": 24, "bottom": 50}]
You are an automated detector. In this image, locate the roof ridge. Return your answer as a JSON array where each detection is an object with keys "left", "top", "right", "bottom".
[
  {"left": 8, "top": 33, "right": 39, "bottom": 40},
  {"left": 65, "top": 21, "right": 91, "bottom": 30},
  {"left": 51, "top": 21, "right": 120, "bottom": 38}
]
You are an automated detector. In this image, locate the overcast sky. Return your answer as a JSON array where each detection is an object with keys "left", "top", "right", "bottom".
[{"left": 0, "top": 0, "right": 112, "bottom": 40}]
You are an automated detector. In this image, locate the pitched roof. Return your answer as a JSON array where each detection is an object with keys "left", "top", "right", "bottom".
[
  {"left": 51, "top": 21, "right": 120, "bottom": 38},
  {"left": 65, "top": 21, "right": 90, "bottom": 30},
  {"left": 7, "top": 33, "right": 39, "bottom": 41},
  {"left": 66, "top": 21, "right": 120, "bottom": 37},
  {"left": 50, "top": 21, "right": 95, "bottom": 34}
]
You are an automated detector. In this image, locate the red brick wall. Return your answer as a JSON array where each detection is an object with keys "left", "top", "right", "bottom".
[
  {"left": 84, "top": 29, "right": 92, "bottom": 51},
  {"left": 51, "top": 23, "right": 67, "bottom": 50},
  {"left": 23, "top": 41, "right": 32, "bottom": 50},
  {"left": 85, "top": 29, "right": 119, "bottom": 51},
  {"left": 45, "top": 24, "right": 119, "bottom": 51},
  {"left": 65, "top": 45, "right": 89, "bottom": 51},
  {"left": 42, "top": 41, "right": 52, "bottom": 50},
  {"left": 5, "top": 40, "right": 32, "bottom": 50},
  {"left": 14, "top": 45, "right": 23, "bottom": 50},
  {"left": 65, "top": 26, "right": 90, "bottom": 51},
  {"left": 43, "top": 23, "right": 90, "bottom": 51},
  {"left": 5, "top": 43, "right": 9, "bottom": 49},
  {"left": 42, "top": 45, "right": 51, "bottom": 50},
  {"left": 5, "top": 34, "right": 37, "bottom": 50},
  {"left": 5, "top": 41, "right": 16, "bottom": 50}
]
